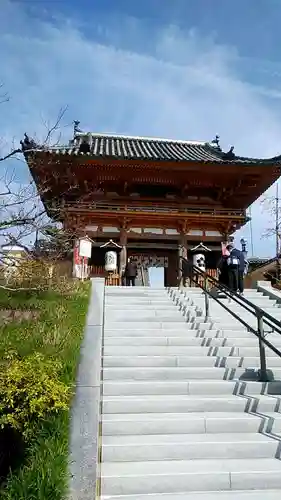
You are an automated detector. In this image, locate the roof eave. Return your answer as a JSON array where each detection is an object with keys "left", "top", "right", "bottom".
[{"left": 25, "top": 149, "right": 281, "bottom": 167}]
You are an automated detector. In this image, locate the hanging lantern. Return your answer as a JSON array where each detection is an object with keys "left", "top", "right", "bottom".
[
  {"left": 105, "top": 251, "right": 117, "bottom": 272},
  {"left": 193, "top": 253, "right": 206, "bottom": 272}
]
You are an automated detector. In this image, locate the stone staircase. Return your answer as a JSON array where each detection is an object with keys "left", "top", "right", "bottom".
[
  {"left": 99, "top": 286, "right": 281, "bottom": 499},
  {"left": 181, "top": 287, "right": 281, "bottom": 332}
]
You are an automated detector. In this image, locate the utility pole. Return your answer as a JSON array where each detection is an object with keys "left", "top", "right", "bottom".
[
  {"left": 248, "top": 206, "right": 254, "bottom": 257},
  {"left": 276, "top": 182, "right": 280, "bottom": 280}
]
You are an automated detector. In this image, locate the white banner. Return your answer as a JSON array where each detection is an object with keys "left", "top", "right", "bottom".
[{"left": 79, "top": 238, "right": 92, "bottom": 258}]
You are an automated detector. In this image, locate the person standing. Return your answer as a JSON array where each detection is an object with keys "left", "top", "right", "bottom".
[
  {"left": 226, "top": 242, "right": 245, "bottom": 294},
  {"left": 124, "top": 257, "right": 138, "bottom": 286},
  {"left": 217, "top": 253, "right": 229, "bottom": 287}
]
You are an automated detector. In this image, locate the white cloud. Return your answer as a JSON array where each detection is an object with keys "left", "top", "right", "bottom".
[{"left": 1, "top": 0, "right": 281, "bottom": 257}]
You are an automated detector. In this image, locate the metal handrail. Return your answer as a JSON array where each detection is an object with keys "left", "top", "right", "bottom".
[
  {"left": 179, "top": 258, "right": 281, "bottom": 382},
  {"left": 182, "top": 259, "right": 281, "bottom": 332}
]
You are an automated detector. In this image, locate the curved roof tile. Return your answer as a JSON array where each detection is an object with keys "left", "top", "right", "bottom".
[{"left": 25, "top": 133, "right": 281, "bottom": 165}]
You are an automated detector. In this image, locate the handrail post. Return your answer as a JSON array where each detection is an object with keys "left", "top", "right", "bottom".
[
  {"left": 204, "top": 275, "right": 210, "bottom": 322},
  {"left": 257, "top": 312, "right": 268, "bottom": 382}
]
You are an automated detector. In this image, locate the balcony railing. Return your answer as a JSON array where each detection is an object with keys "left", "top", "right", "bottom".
[{"left": 60, "top": 200, "right": 247, "bottom": 218}]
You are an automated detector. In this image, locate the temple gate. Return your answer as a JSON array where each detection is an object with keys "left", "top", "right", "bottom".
[{"left": 22, "top": 128, "right": 281, "bottom": 286}]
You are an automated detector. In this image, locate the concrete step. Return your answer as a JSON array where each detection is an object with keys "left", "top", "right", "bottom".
[
  {"left": 104, "top": 329, "right": 200, "bottom": 337},
  {"left": 106, "top": 305, "right": 177, "bottom": 310},
  {"left": 103, "top": 345, "right": 227, "bottom": 355},
  {"left": 100, "top": 490, "right": 281, "bottom": 499},
  {"left": 190, "top": 293, "right": 275, "bottom": 301},
  {"left": 103, "top": 345, "right": 280, "bottom": 357},
  {"left": 104, "top": 324, "right": 193, "bottom": 331},
  {"left": 195, "top": 322, "right": 248, "bottom": 331},
  {"left": 102, "top": 355, "right": 281, "bottom": 368},
  {"left": 103, "top": 336, "right": 203, "bottom": 346},
  {"left": 106, "top": 310, "right": 184, "bottom": 317},
  {"left": 105, "top": 292, "right": 168, "bottom": 297},
  {"left": 102, "top": 365, "right": 281, "bottom": 380},
  {"left": 105, "top": 315, "right": 186, "bottom": 323},
  {"left": 103, "top": 336, "right": 281, "bottom": 347},
  {"left": 100, "top": 458, "right": 281, "bottom": 495},
  {"left": 105, "top": 299, "right": 173, "bottom": 304},
  {"left": 182, "top": 288, "right": 261, "bottom": 295},
  {"left": 104, "top": 325, "right": 253, "bottom": 336},
  {"left": 102, "top": 379, "right": 281, "bottom": 396},
  {"left": 101, "top": 432, "right": 278, "bottom": 462},
  {"left": 209, "top": 313, "right": 281, "bottom": 323},
  {"left": 106, "top": 294, "right": 170, "bottom": 298},
  {"left": 183, "top": 294, "right": 274, "bottom": 302},
  {"left": 106, "top": 297, "right": 170, "bottom": 300},
  {"left": 102, "top": 394, "right": 281, "bottom": 414},
  {"left": 101, "top": 411, "right": 281, "bottom": 435},
  {"left": 197, "top": 329, "right": 263, "bottom": 338},
  {"left": 208, "top": 307, "right": 281, "bottom": 315},
  {"left": 198, "top": 299, "right": 281, "bottom": 314},
  {"left": 103, "top": 330, "right": 280, "bottom": 344},
  {"left": 210, "top": 316, "right": 279, "bottom": 324}
]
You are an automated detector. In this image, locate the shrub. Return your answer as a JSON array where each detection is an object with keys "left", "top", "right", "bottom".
[
  {"left": 4, "top": 258, "right": 72, "bottom": 292},
  {"left": 0, "top": 352, "right": 71, "bottom": 440},
  {"left": 10, "top": 259, "right": 53, "bottom": 290}
]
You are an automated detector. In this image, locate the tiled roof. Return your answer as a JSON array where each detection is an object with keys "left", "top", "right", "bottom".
[{"left": 23, "top": 132, "right": 281, "bottom": 165}]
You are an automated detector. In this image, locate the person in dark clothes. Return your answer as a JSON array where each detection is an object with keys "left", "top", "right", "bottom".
[
  {"left": 124, "top": 257, "right": 138, "bottom": 286},
  {"left": 217, "top": 254, "right": 229, "bottom": 287},
  {"left": 226, "top": 243, "right": 245, "bottom": 294}
]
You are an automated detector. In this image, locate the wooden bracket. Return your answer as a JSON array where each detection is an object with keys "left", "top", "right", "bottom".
[
  {"left": 119, "top": 217, "right": 132, "bottom": 230},
  {"left": 219, "top": 180, "right": 242, "bottom": 202},
  {"left": 178, "top": 220, "right": 189, "bottom": 234}
]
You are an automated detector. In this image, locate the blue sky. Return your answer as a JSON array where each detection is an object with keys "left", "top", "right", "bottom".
[{"left": 1, "top": 0, "right": 281, "bottom": 261}]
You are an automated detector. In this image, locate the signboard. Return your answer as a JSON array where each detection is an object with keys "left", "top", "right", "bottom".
[{"left": 79, "top": 238, "right": 92, "bottom": 258}]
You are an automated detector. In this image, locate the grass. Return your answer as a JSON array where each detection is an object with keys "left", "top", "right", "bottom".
[
  {"left": 0, "top": 287, "right": 47, "bottom": 310},
  {"left": 0, "top": 281, "right": 90, "bottom": 500}
]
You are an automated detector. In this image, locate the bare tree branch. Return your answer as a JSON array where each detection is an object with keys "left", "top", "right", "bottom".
[
  {"left": 42, "top": 105, "right": 68, "bottom": 146},
  {"left": 0, "top": 148, "right": 21, "bottom": 162},
  {"left": 0, "top": 93, "right": 74, "bottom": 289},
  {"left": 0, "top": 83, "right": 9, "bottom": 105}
]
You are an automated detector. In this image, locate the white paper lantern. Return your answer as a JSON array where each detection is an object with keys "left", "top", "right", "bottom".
[
  {"left": 105, "top": 251, "right": 117, "bottom": 272},
  {"left": 193, "top": 252, "right": 206, "bottom": 272}
]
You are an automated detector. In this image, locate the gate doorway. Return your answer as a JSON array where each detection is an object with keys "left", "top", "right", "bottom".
[
  {"left": 149, "top": 267, "right": 165, "bottom": 288},
  {"left": 129, "top": 254, "right": 168, "bottom": 287},
  {"left": 128, "top": 250, "right": 178, "bottom": 287}
]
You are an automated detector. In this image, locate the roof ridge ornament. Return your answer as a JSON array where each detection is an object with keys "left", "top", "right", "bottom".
[
  {"left": 20, "top": 133, "right": 38, "bottom": 151},
  {"left": 210, "top": 135, "right": 221, "bottom": 149},
  {"left": 73, "top": 120, "right": 83, "bottom": 136},
  {"left": 223, "top": 146, "right": 235, "bottom": 160}
]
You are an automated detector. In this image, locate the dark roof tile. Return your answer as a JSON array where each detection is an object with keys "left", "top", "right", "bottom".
[{"left": 25, "top": 133, "right": 281, "bottom": 165}]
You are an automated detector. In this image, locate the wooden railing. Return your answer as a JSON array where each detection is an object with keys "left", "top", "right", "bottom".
[
  {"left": 105, "top": 273, "right": 120, "bottom": 286},
  {"left": 90, "top": 265, "right": 217, "bottom": 287},
  {"left": 89, "top": 265, "right": 104, "bottom": 276},
  {"left": 63, "top": 201, "right": 246, "bottom": 218},
  {"left": 187, "top": 268, "right": 218, "bottom": 287},
  {"left": 89, "top": 265, "right": 121, "bottom": 285}
]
